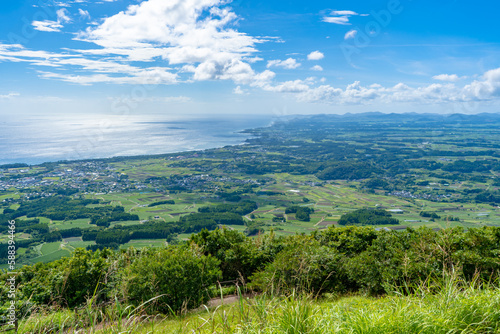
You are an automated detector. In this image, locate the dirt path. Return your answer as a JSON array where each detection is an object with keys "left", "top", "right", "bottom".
[
  {"left": 314, "top": 215, "right": 327, "bottom": 226},
  {"left": 207, "top": 293, "right": 256, "bottom": 308}
]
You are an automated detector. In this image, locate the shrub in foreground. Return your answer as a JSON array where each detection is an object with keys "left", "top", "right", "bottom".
[{"left": 123, "top": 247, "right": 221, "bottom": 313}]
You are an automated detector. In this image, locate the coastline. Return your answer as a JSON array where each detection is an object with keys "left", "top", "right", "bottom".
[{"left": 0, "top": 114, "right": 275, "bottom": 167}]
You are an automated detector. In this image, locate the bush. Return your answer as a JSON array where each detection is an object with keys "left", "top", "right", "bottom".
[
  {"left": 343, "top": 228, "right": 442, "bottom": 295},
  {"left": 123, "top": 247, "right": 221, "bottom": 313},
  {"left": 313, "top": 226, "right": 377, "bottom": 255},
  {"left": 57, "top": 248, "right": 112, "bottom": 307},
  {"left": 15, "top": 249, "right": 113, "bottom": 308},
  {"left": 250, "top": 239, "right": 347, "bottom": 295},
  {"left": 190, "top": 228, "right": 277, "bottom": 281}
]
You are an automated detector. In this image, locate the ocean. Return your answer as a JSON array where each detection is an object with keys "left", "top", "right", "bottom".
[{"left": 0, "top": 113, "right": 274, "bottom": 165}]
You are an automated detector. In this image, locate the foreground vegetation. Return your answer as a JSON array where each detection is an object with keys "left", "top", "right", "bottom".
[
  {"left": 12, "top": 276, "right": 500, "bottom": 333},
  {"left": 2, "top": 225, "right": 500, "bottom": 332}
]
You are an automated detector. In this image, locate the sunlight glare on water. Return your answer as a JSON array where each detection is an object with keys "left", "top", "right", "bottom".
[{"left": 0, "top": 113, "right": 273, "bottom": 165}]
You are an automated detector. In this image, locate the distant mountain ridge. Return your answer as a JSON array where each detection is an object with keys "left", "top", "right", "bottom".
[{"left": 273, "top": 111, "right": 500, "bottom": 126}]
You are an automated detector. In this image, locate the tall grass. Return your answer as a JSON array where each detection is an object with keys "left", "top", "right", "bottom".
[
  {"left": 15, "top": 295, "right": 164, "bottom": 333},
  {"left": 14, "top": 275, "right": 500, "bottom": 333}
]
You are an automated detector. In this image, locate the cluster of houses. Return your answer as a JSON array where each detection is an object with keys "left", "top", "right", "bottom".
[
  {"left": 388, "top": 190, "right": 453, "bottom": 201},
  {"left": 0, "top": 161, "right": 259, "bottom": 198},
  {"left": 0, "top": 162, "right": 127, "bottom": 193}
]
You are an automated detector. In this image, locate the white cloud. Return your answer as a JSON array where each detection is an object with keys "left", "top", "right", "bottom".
[
  {"left": 52, "top": 0, "right": 113, "bottom": 5},
  {"left": 144, "top": 96, "right": 191, "bottom": 103},
  {"left": 462, "top": 68, "right": 500, "bottom": 100},
  {"left": 11, "top": 0, "right": 500, "bottom": 111},
  {"left": 0, "top": 92, "right": 20, "bottom": 99},
  {"left": 79, "top": 9, "right": 90, "bottom": 19},
  {"left": 32, "top": 20, "right": 64, "bottom": 32},
  {"left": 264, "top": 80, "right": 310, "bottom": 93},
  {"left": 57, "top": 8, "right": 72, "bottom": 23},
  {"left": 322, "top": 16, "right": 350, "bottom": 25},
  {"left": 259, "top": 67, "right": 500, "bottom": 106},
  {"left": 432, "top": 74, "right": 460, "bottom": 82},
  {"left": 53, "top": 2, "right": 71, "bottom": 7},
  {"left": 5, "top": 0, "right": 277, "bottom": 87},
  {"left": 483, "top": 67, "right": 500, "bottom": 82},
  {"left": 331, "top": 10, "right": 358, "bottom": 16},
  {"left": 267, "top": 58, "right": 301, "bottom": 69},
  {"left": 0, "top": 43, "right": 178, "bottom": 85},
  {"left": 38, "top": 68, "right": 178, "bottom": 85},
  {"left": 245, "top": 56, "right": 264, "bottom": 63},
  {"left": 71, "top": 0, "right": 273, "bottom": 85},
  {"left": 233, "top": 86, "right": 247, "bottom": 95},
  {"left": 78, "top": 0, "right": 260, "bottom": 55},
  {"left": 322, "top": 10, "right": 366, "bottom": 25},
  {"left": 307, "top": 51, "right": 324, "bottom": 61},
  {"left": 344, "top": 30, "right": 357, "bottom": 40},
  {"left": 32, "top": 8, "right": 71, "bottom": 32},
  {"left": 250, "top": 70, "right": 276, "bottom": 88},
  {"left": 0, "top": 43, "right": 73, "bottom": 60}
]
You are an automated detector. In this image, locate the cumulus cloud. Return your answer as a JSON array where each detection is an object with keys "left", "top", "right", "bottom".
[
  {"left": 462, "top": 68, "right": 500, "bottom": 100},
  {"left": 307, "top": 51, "right": 324, "bottom": 61},
  {"left": 258, "top": 67, "right": 500, "bottom": 106},
  {"left": 8, "top": 0, "right": 500, "bottom": 111},
  {"left": 344, "top": 30, "right": 357, "bottom": 40},
  {"left": 432, "top": 74, "right": 461, "bottom": 82},
  {"left": 322, "top": 10, "right": 366, "bottom": 25},
  {"left": 295, "top": 81, "right": 440, "bottom": 104},
  {"left": 70, "top": 0, "right": 274, "bottom": 85},
  {"left": 7, "top": 0, "right": 277, "bottom": 87},
  {"left": 267, "top": 58, "right": 301, "bottom": 69},
  {"left": 77, "top": 0, "right": 260, "bottom": 58}
]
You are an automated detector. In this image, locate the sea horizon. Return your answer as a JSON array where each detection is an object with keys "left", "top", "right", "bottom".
[{"left": 0, "top": 113, "right": 275, "bottom": 166}]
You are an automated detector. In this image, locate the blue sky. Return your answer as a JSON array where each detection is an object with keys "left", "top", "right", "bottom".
[{"left": 1, "top": 0, "right": 499, "bottom": 116}]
